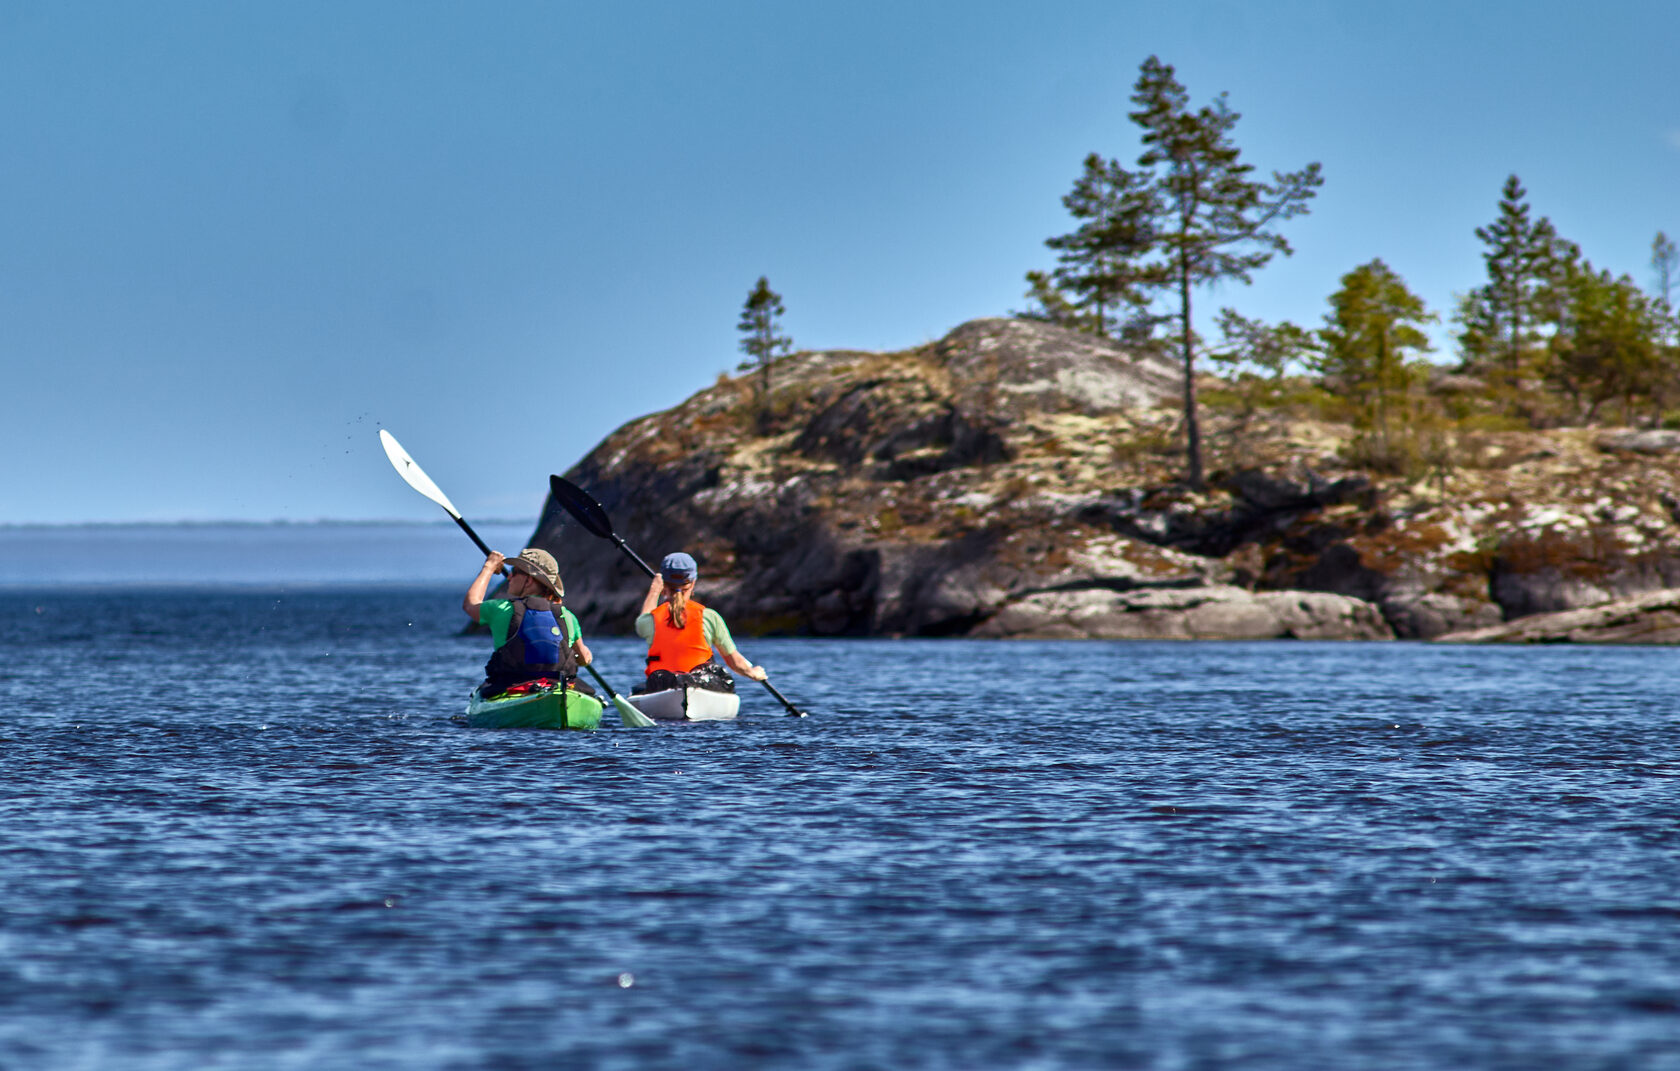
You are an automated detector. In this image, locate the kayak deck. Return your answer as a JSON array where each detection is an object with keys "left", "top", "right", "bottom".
[
  {"left": 626, "top": 686, "right": 740, "bottom": 721},
  {"left": 464, "top": 683, "right": 604, "bottom": 730}
]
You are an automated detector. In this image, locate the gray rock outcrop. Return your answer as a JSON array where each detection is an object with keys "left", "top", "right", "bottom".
[
  {"left": 972, "top": 586, "right": 1392, "bottom": 641},
  {"left": 527, "top": 316, "right": 1680, "bottom": 644},
  {"left": 1436, "top": 588, "right": 1680, "bottom": 644},
  {"left": 1597, "top": 429, "right": 1680, "bottom": 455}
]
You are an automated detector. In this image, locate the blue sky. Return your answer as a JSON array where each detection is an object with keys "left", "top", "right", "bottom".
[{"left": 3, "top": 1, "right": 1676, "bottom": 523}]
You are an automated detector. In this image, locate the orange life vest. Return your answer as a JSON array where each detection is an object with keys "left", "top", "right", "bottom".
[{"left": 646, "top": 599, "right": 714, "bottom": 675}]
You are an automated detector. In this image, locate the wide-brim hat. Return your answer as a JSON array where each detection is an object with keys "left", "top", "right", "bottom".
[{"left": 507, "top": 547, "right": 563, "bottom": 596}]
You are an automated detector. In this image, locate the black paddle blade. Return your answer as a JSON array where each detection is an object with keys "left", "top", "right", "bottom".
[
  {"left": 548, "top": 475, "right": 616, "bottom": 540},
  {"left": 550, "top": 474, "right": 659, "bottom": 579}
]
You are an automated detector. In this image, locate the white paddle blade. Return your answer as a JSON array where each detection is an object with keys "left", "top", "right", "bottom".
[{"left": 379, "top": 429, "right": 462, "bottom": 519}]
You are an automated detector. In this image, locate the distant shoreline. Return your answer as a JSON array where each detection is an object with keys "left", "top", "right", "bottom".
[
  {"left": 0, "top": 521, "right": 543, "bottom": 587},
  {"left": 0, "top": 518, "right": 539, "bottom": 531}
]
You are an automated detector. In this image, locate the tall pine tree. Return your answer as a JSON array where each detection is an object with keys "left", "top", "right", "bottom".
[
  {"left": 737, "top": 276, "right": 792, "bottom": 424},
  {"left": 1023, "top": 56, "right": 1321, "bottom": 487},
  {"left": 1456, "top": 175, "right": 1571, "bottom": 386},
  {"left": 1125, "top": 56, "right": 1322, "bottom": 488},
  {"left": 1652, "top": 232, "right": 1679, "bottom": 352}
]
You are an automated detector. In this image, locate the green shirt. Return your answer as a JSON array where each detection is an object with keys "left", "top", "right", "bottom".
[
  {"left": 634, "top": 605, "right": 737, "bottom": 655},
  {"left": 478, "top": 598, "right": 581, "bottom": 649}
]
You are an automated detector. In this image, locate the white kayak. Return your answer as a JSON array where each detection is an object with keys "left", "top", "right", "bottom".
[{"left": 627, "top": 686, "right": 741, "bottom": 721}]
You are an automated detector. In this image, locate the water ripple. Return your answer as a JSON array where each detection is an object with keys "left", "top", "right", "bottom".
[{"left": 2, "top": 592, "right": 1678, "bottom": 1068}]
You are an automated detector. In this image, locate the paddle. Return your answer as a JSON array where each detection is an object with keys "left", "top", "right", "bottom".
[
  {"left": 548, "top": 474, "right": 810, "bottom": 717},
  {"left": 379, "top": 429, "right": 496, "bottom": 558},
  {"left": 379, "top": 430, "right": 655, "bottom": 729},
  {"left": 578, "top": 663, "right": 655, "bottom": 729}
]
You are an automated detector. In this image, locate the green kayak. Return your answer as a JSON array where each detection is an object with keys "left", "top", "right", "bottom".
[{"left": 464, "top": 682, "right": 604, "bottom": 731}]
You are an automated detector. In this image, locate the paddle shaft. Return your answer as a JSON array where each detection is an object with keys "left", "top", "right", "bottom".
[
  {"left": 581, "top": 662, "right": 622, "bottom": 701},
  {"left": 454, "top": 515, "right": 498, "bottom": 562},
  {"left": 756, "top": 677, "right": 803, "bottom": 715},
  {"left": 613, "top": 536, "right": 658, "bottom": 581},
  {"left": 454, "top": 515, "right": 511, "bottom": 584}
]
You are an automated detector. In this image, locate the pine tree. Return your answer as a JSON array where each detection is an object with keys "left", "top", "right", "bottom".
[
  {"left": 1019, "top": 270, "right": 1086, "bottom": 330},
  {"left": 1457, "top": 175, "right": 1571, "bottom": 385},
  {"left": 1652, "top": 232, "right": 1679, "bottom": 352},
  {"left": 1211, "top": 309, "right": 1313, "bottom": 379},
  {"left": 1023, "top": 153, "right": 1158, "bottom": 334},
  {"left": 737, "top": 276, "right": 791, "bottom": 422},
  {"left": 1653, "top": 232, "right": 1680, "bottom": 378},
  {"left": 1652, "top": 231, "right": 1678, "bottom": 311},
  {"left": 1314, "top": 260, "right": 1435, "bottom": 461},
  {"left": 1124, "top": 56, "right": 1322, "bottom": 488},
  {"left": 1547, "top": 265, "right": 1667, "bottom": 423},
  {"left": 1021, "top": 57, "right": 1320, "bottom": 487}
]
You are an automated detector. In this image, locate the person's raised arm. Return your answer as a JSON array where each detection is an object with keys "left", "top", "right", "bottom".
[
  {"left": 638, "top": 573, "right": 665, "bottom": 616},
  {"left": 463, "top": 552, "right": 506, "bottom": 621}
]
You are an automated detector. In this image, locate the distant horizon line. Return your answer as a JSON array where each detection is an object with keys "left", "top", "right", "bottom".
[{"left": 0, "top": 518, "right": 541, "bottom": 531}]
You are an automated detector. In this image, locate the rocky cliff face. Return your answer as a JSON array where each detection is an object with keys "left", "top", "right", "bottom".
[{"left": 529, "top": 317, "right": 1680, "bottom": 643}]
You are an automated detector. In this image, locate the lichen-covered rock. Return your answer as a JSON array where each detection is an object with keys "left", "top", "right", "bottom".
[
  {"left": 935, "top": 317, "right": 1181, "bottom": 417},
  {"left": 1489, "top": 523, "right": 1680, "bottom": 618},
  {"left": 1377, "top": 588, "right": 1503, "bottom": 639},
  {"left": 1436, "top": 589, "right": 1680, "bottom": 644},
  {"left": 1597, "top": 429, "right": 1680, "bottom": 455},
  {"left": 1081, "top": 468, "right": 1373, "bottom": 558},
  {"left": 969, "top": 585, "right": 1391, "bottom": 641},
  {"left": 529, "top": 317, "right": 1680, "bottom": 644},
  {"left": 1258, "top": 501, "right": 1501, "bottom": 638}
]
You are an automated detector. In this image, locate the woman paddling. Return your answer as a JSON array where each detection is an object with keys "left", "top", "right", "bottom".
[
  {"left": 635, "top": 552, "right": 766, "bottom": 693},
  {"left": 464, "top": 547, "right": 593, "bottom": 698}
]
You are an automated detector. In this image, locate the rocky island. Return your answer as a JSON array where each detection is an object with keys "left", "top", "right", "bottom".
[{"left": 526, "top": 318, "right": 1680, "bottom": 644}]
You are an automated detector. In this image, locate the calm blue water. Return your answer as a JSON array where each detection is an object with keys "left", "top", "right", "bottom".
[{"left": 1, "top": 528, "right": 1677, "bottom": 1068}]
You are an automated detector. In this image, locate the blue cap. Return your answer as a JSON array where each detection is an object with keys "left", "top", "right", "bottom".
[{"left": 660, "top": 552, "right": 698, "bottom": 581}]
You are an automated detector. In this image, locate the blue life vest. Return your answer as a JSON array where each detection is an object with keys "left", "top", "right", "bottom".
[{"left": 483, "top": 597, "right": 577, "bottom": 693}]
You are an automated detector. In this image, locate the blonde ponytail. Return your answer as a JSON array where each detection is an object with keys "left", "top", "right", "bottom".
[{"left": 667, "top": 583, "right": 689, "bottom": 630}]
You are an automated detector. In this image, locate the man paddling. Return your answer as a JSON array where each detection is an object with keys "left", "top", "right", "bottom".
[{"left": 463, "top": 547, "right": 593, "bottom": 697}]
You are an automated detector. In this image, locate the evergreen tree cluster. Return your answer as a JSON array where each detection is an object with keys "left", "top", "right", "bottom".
[{"left": 1027, "top": 58, "right": 1680, "bottom": 483}]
